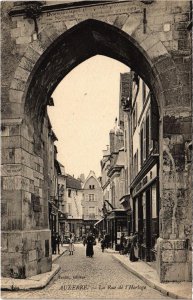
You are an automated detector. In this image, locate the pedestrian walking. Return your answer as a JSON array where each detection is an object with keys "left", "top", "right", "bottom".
[
  {"left": 69, "top": 233, "right": 75, "bottom": 255},
  {"left": 55, "top": 233, "right": 61, "bottom": 254},
  {"left": 52, "top": 233, "right": 56, "bottom": 254},
  {"left": 86, "top": 232, "right": 95, "bottom": 257},
  {"left": 101, "top": 237, "right": 105, "bottom": 252},
  {"left": 130, "top": 232, "right": 139, "bottom": 262},
  {"left": 82, "top": 234, "right": 86, "bottom": 246},
  {"left": 119, "top": 233, "right": 125, "bottom": 255}
]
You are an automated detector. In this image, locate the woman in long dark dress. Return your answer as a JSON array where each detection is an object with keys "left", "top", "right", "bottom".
[
  {"left": 130, "top": 232, "right": 139, "bottom": 262},
  {"left": 86, "top": 233, "right": 94, "bottom": 257}
]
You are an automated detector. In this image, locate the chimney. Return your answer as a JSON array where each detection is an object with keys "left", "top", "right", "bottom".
[{"left": 110, "top": 130, "right": 115, "bottom": 154}]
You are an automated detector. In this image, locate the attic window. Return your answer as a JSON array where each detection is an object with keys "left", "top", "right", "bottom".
[{"left": 89, "top": 185, "right": 95, "bottom": 189}]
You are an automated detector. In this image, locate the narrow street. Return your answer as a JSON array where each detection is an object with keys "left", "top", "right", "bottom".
[{"left": 2, "top": 244, "right": 171, "bottom": 299}]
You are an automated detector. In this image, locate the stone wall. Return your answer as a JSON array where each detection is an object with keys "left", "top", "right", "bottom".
[{"left": 1, "top": 0, "right": 192, "bottom": 281}]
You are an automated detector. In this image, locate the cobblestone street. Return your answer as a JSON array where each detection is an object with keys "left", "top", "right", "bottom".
[{"left": 2, "top": 244, "right": 171, "bottom": 299}]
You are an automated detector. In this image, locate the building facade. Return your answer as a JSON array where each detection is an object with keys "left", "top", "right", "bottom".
[
  {"left": 1, "top": 0, "right": 192, "bottom": 282},
  {"left": 122, "top": 72, "right": 160, "bottom": 264},
  {"left": 99, "top": 120, "right": 129, "bottom": 250},
  {"left": 62, "top": 175, "right": 83, "bottom": 239},
  {"left": 82, "top": 171, "right": 103, "bottom": 234}
]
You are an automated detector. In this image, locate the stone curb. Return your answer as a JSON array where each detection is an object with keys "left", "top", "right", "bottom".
[
  {"left": 1, "top": 248, "right": 68, "bottom": 291},
  {"left": 112, "top": 255, "right": 190, "bottom": 300},
  {"left": 52, "top": 248, "right": 68, "bottom": 263},
  {"left": 1, "top": 264, "right": 60, "bottom": 291}
]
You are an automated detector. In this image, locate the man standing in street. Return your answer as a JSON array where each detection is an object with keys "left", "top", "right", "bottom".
[{"left": 55, "top": 232, "right": 61, "bottom": 254}]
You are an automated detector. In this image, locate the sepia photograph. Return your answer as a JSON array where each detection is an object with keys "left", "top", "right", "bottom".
[{"left": 1, "top": 0, "right": 192, "bottom": 299}]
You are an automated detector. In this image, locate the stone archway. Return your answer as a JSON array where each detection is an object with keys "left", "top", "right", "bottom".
[{"left": 2, "top": 1, "right": 192, "bottom": 282}]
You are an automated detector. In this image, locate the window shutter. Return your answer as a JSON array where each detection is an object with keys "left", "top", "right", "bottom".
[
  {"left": 150, "top": 95, "right": 159, "bottom": 141},
  {"left": 143, "top": 121, "right": 146, "bottom": 162},
  {"left": 135, "top": 103, "right": 138, "bottom": 127},
  {"left": 140, "top": 127, "right": 143, "bottom": 167},
  {"left": 146, "top": 113, "right": 150, "bottom": 157}
]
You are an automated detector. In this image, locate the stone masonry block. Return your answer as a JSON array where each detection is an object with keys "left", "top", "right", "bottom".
[
  {"left": 1, "top": 149, "right": 15, "bottom": 164},
  {"left": 65, "top": 20, "right": 78, "bottom": 30},
  {"left": 148, "top": 42, "right": 168, "bottom": 61},
  {"left": 10, "top": 78, "right": 26, "bottom": 92},
  {"left": 38, "top": 32, "right": 53, "bottom": 50},
  {"left": 122, "top": 15, "right": 140, "bottom": 36},
  {"left": 160, "top": 68, "right": 178, "bottom": 90},
  {"left": 131, "top": 26, "right": 151, "bottom": 45},
  {"left": 21, "top": 137, "right": 34, "bottom": 154},
  {"left": 2, "top": 176, "right": 30, "bottom": 192},
  {"left": 163, "top": 263, "right": 186, "bottom": 282},
  {"left": 159, "top": 31, "right": 173, "bottom": 42},
  {"left": 38, "top": 257, "right": 52, "bottom": 274},
  {"left": 14, "top": 148, "right": 22, "bottom": 163},
  {"left": 174, "top": 13, "right": 189, "bottom": 23},
  {"left": 9, "top": 89, "right": 24, "bottom": 103},
  {"left": 163, "top": 88, "right": 181, "bottom": 107},
  {"left": 28, "top": 249, "right": 37, "bottom": 262},
  {"left": 1, "top": 125, "right": 10, "bottom": 137},
  {"left": 14, "top": 67, "right": 30, "bottom": 82},
  {"left": 23, "top": 165, "right": 34, "bottom": 180},
  {"left": 16, "top": 36, "right": 32, "bottom": 45},
  {"left": 30, "top": 40, "right": 45, "bottom": 55},
  {"left": 161, "top": 241, "right": 173, "bottom": 250},
  {"left": 1, "top": 136, "right": 21, "bottom": 149},
  {"left": 53, "top": 21, "right": 67, "bottom": 34},
  {"left": 19, "top": 56, "right": 34, "bottom": 72},
  {"left": 2, "top": 176, "right": 15, "bottom": 191},
  {"left": 140, "top": 34, "right": 158, "bottom": 52},
  {"left": 1, "top": 252, "right": 11, "bottom": 267},
  {"left": 114, "top": 14, "right": 128, "bottom": 29},
  {"left": 2, "top": 101, "right": 24, "bottom": 119},
  {"left": 174, "top": 240, "right": 186, "bottom": 249},
  {"left": 20, "top": 122, "right": 34, "bottom": 142},
  {"left": 1, "top": 164, "right": 22, "bottom": 177},
  {"left": 162, "top": 250, "right": 175, "bottom": 263},
  {"left": 11, "top": 27, "right": 22, "bottom": 38},
  {"left": 25, "top": 46, "right": 40, "bottom": 64},
  {"left": 8, "top": 233, "right": 23, "bottom": 253},
  {"left": 26, "top": 260, "right": 38, "bottom": 278}
]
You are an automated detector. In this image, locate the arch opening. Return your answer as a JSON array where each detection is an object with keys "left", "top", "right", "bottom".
[{"left": 24, "top": 19, "right": 161, "bottom": 124}]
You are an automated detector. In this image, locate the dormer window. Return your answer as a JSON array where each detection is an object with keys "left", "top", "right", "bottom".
[{"left": 89, "top": 185, "right": 95, "bottom": 189}]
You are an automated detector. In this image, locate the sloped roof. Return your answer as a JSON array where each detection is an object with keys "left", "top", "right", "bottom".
[
  {"left": 66, "top": 174, "right": 82, "bottom": 190},
  {"left": 82, "top": 170, "right": 102, "bottom": 189}
]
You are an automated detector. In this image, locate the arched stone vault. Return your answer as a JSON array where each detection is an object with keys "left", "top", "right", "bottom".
[
  {"left": 10, "top": 18, "right": 177, "bottom": 119},
  {"left": 2, "top": 0, "right": 192, "bottom": 282}
]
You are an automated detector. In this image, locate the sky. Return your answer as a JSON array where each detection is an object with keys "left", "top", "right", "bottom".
[{"left": 48, "top": 55, "right": 129, "bottom": 179}]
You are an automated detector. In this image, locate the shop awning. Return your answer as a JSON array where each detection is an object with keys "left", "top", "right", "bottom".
[
  {"left": 119, "top": 194, "right": 132, "bottom": 212},
  {"left": 94, "top": 219, "right": 104, "bottom": 227}
]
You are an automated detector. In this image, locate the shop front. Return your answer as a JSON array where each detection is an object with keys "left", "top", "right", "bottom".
[
  {"left": 107, "top": 209, "right": 128, "bottom": 251},
  {"left": 49, "top": 202, "right": 58, "bottom": 236},
  {"left": 94, "top": 218, "right": 106, "bottom": 237},
  {"left": 82, "top": 220, "right": 97, "bottom": 235},
  {"left": 131, "top": 160, "right": 159, "bottom": 263}
]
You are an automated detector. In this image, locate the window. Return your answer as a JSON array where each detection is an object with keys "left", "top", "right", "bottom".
[
  {"left": 89, "top": 194, "right": 94, "bottom": 201},
  {"left": 140, "top": 127, "right": 144, "bottom": 167},
  {"left": 146, "top": 113, "right": 150, "bottom": 158},
  {"left": 68, "top": 203, "right": 72, "bottom": 215},
  {"left": 88, "top": 207, "right": 95, "bottom": 218},
  {"left": 89, "top": 207, "right": 95, "bottom": 214},
  {"left": 140, "top": 104, "right": 158, "bottom": 167},
  {"left": 68, "top": 189, "right": 71, "bottom": 198},
  {"left": 142, "top": 81, "right": 146, "bottom": 104},
  {"left": 132, "top": 102, "right": 137, "bottom": 134},
  {"left": 89, "top": 185, "right": 95, "bottom": 189},
  {"left": 133, "top": 150, "right": 139, "bottom": 179}
]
